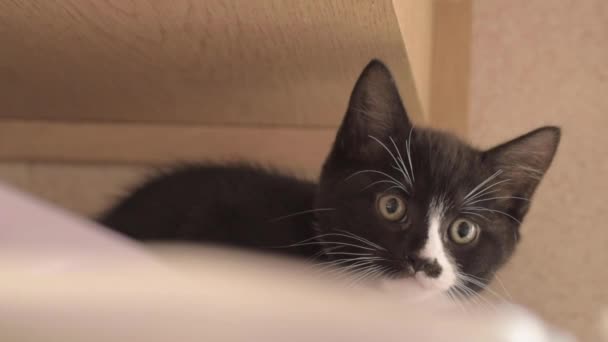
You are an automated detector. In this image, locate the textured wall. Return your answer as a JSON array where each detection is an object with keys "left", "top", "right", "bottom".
[{"left": 470, "top": 1, "right": 608, "bottom": 340}]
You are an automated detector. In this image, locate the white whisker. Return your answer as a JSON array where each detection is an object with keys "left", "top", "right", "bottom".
[
  {"left": 458, "top": 273, "right": 506, "bottom": 302},
  {"left": 460, "top": 207, "right": 521, "bottom": 224},
  {"left": 389, "top": 136, "right": 413, "bottom": 186},
  {"left": 284, "top": 241, "right": 377, "bottom": 252},
  {"left": 324, "top": 251, "right": 375, "bottom": 257},
  {"left": 316, "top": 258, "right": 381, "bottom": 273},
  {"left": 406, "top": 127, "right": 415, "bottom": 183},
  {"left": 346, "top": 265, "right": 382, "bottom": 287},
  {"left": 278, "top": 232, "right": 350, "bottom": 247},
  {"left": 335, "top": 229, "right": 387, "bottom": 251},
  {"left": 346, "top": 169, "right": 406, "bottom": 190},
  {"left": 461, "top": 211, "right": 490, "bottom": 221},
  {"left": 361, "top": 179, "right": 407, "bottom": 193},
  {"left": 323, "top": 260, "right": 380, "bottom": 278},
  {"left": 269, "top": 208, "right": 336, "bottom": 222},
  {"left": 368, "top": 135, "right": 412, "bottom": 187},
  {"left": 494, "top": 273, "right": 513, "bottom": 301},
  {"left": 449, "top": 287, "right": 469, "bottom": 313},
  {"left": 465, "top": 179, "right": 511, "bottom": 204},
  {"left": 308, "top": 245, "right": 341, "bottom": 261},
  {"left": 463, "top": 170, "right": 503, "bottom": 201},
  {"left": 465, "top": 196, "right": 529, "bottom": 206}
]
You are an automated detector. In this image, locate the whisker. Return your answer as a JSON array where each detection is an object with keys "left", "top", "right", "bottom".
[
  {"left": 464, "top": 189, "right": 502, "bottom": 203},
  {"left": 449, "top": 287, "right": 469, "bottom": 313},
  {"left": 465, "top": 196, "right": 529, "bottom": 206},
  {"left": 455, "top": 275, "right": 497, "bottom": 311},
  {"left": 353, "top": 266, "right": 388, "bottom": 288},
  {"left": 388, "top": 136, "right": 413, "bottom": 186},
  {"left": 348, "top": 263, "right": 390, "bottom": 287},
  {"left": 459, "top": 284, "right": 496, "bottom": 311},
  {"left": 465, "top": 179, "right": 511, "bottom": 204},
  {"left": 317, "top": 256, "right": 383, "bottom": 266},
  {"left": 346, "top": 265, "right": 382, "bottom": 288},
  {"left": 308, "top": 245, "right": 342, "bottom": 261},
  {"left": 361, "top": 179, "right": 407, "bottom": 193},
  {"left": 383, "top": 185, "right": 407, "bottom": 193},
  {"left": 335, "top": 229, "right": 387, "bottom": 251},
  {"left": 460, "top": 207, "right": 521, "bottom": 224},
  {"left": 461, "top": 211, "right": 490, "bottom": 221},
  {"left": 458, "top": 274, "right": 506, "bottom": 302},
  {"left": 406, "top": 127, "right": 415, "bottom": 183},
  {"left": 454, "top": 283, "right": 482, "bottom": 308},
  {"left": 278, "top": 231, "right": 385, "bottom": 251},
  {"left": 345, "top": 169, "right": 406, "bottom": 190},
  {"left": 269, "top": 208, "right": 336, "bottom": 223},
  {"left": 280, "top": 241, "right": 377, "bottom": 252},
  {"left": 463, "top": 170, "right": 503, "bottom": 201},
  {"left": 316, "top": 258, "right": 380, "bottom": 274},
  {"left": 322, "top": 260, "right": 381, "bottom": 279},
  {"left": 314, "top": 231, "right": 386, "bottom": 252},
  {"left": 461, "top": 273, "right": 489, "bottom": 282},
  {"left": 274, "top": 232, "right": 348, "bottom": 248},
  {"left": 368, "top": 135, "right": 412, "bottom": 187},
  {"left": 493, "top": 273, "right": 513, "bottom": 301},
  {"left": 324, "top": 251, "right": 375, "bottom": 257}
]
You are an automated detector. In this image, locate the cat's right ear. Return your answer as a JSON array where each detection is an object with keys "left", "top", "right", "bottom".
[
  {"left": 483, "top": 126, "right": 561, "bottom": 219},
  {"left": 330, "top": 60, "right": 412, "bottom": 161}
]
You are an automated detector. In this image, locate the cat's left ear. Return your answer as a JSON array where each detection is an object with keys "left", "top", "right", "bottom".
[
  {"left": 330, "top": 60, "right": 412, "bottom": 161},
  {"left": 483, "top": 126, "right": 561, "bottom": 201}
]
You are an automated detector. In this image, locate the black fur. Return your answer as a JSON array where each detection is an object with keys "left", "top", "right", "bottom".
[
  {"left": 100, "top": 60, "right": 561, "bottom": 293},
  {"left": 100, "top": 164, "right": 320, "bottom": 258}
]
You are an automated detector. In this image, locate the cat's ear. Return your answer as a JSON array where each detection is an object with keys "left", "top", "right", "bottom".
[
  {"left": 331, "top": 60, "right": 412, "bottom": 161},
  {"left": 483, "top": 126, "right": 561, "bottom": 215}
]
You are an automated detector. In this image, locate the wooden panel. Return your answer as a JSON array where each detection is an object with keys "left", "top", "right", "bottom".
[
  {"left": 0, "top": 0, "right": 423, "bottom": 127},
  {"left": 392, "top": 0, "right": 434, "bottom": 118},
  {"left": 0, "top": 120, "right": 334, "bottom": 174},
  {"left": 0, "top": 163, "right": 148, "bottom": 216},
  {"left": 428, "top": 0, "right": 472, "bottom": 136}
]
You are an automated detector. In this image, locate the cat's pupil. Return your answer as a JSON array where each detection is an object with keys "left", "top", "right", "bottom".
[
  {"left": 457, "top": 221, "right": 471, "bottom": 238},
  {"left": 385, "top": 198, "right": 398, "bottom": 213}
]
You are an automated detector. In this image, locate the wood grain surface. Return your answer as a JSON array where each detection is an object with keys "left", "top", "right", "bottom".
[
  {"left": 429, "top": 0, "right": 472, "bottom": 137},
  {"left": 0, "top": 120, "right": 335, "bottom": 170},
  {"left": 0, "top": 0, "right": 423, "bottom": 127}
]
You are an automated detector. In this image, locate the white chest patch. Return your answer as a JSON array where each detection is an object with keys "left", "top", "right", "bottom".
[{"left": 416, "top": 198, "right": 457, "bottom": 291}]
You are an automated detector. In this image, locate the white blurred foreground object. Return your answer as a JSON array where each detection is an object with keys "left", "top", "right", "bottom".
[{"left": 0, "top": 182, "right": 575, "bottom": 342}]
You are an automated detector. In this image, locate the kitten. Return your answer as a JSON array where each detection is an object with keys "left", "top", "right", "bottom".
[{"left": 100, "top": 60, "right": 560, "bottom": 294}]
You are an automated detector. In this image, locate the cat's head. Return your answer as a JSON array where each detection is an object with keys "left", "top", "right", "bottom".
[{"left": 314, "top": 60, "right": 560, "bottom": 294}]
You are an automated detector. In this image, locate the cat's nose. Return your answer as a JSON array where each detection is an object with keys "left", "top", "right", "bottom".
[
  {"left": 406, "top": 255, "right": 426, "bottom": 273},
  {"left": 406, "top": 255, "right": 442, "bottom": 278}
]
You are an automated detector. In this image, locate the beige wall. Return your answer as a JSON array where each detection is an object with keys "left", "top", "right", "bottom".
[
  {"left": 470, "top": 1, "right": 608, "bottom": 340},
  {"left": 393, "top": 0, "right": 434, "bottom": 117}
]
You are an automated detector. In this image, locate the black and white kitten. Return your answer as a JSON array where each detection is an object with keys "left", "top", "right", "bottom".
[{"left": 100, "top": 60, "right": 560, "bottom": 294}]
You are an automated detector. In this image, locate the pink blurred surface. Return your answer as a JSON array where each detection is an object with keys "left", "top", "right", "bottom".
[{"left": 0, "top": 182, "right": 159, "bottom": 271}]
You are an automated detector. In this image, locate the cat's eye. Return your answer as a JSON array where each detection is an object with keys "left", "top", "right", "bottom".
[
  {"left": 449, "top": 219, "right": 479, "bottom": 244},
  {"left": 377, "top": 194, "right": 407, "bottom": 221}
]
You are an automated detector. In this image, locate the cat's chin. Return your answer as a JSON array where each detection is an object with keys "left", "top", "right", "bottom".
[{"left": 377, "top": 277, "right": 444, "bottom": 302}]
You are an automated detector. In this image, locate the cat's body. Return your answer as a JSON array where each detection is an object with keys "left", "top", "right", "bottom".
[
  {"left": 100, "top": 60, "right": 560, "bottom": 295},
  {"left": 101, "top": 164, "right": 321, "bottom": 259}
]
